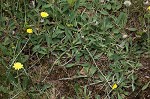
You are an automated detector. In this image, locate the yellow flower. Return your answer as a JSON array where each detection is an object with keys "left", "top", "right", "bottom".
[
  {"left": 13, "top": 62, "right": 24, "bottom": 70},
  {"left": 27, "top": 28, "right": 33, "bottom": 34},
  {"left": 112, "top": 83, "right": 117, "bottom": 90},
  {"left": 147, "top": 6, "right": 150, "bottom": 11},
  {"left": 40, "top": 12, "right": 49, "bottom": 18}
]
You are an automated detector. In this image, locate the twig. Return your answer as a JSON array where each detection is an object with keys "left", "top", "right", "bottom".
[
  {"left": 86, "top": 80, "right": 103, "bottom": 86},
  {"left": 42, "top": 49, "right": 70, "bottom": 82},
  {"left": 10, "top": 90, "right": 22, "bottom": 99},
  {"left": 85, "top": 47, "right": 111, "bottom": 88},
  {"left": 9, "top": 38, "right": 30, "bottom": 68},
  {"left": 58, "top": 75, "right": 88, "bottom": 81}
]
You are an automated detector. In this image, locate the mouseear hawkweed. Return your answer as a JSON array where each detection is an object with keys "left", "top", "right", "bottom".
[{"left": 0, "top": 0, "right": 149, "bottom": 99}]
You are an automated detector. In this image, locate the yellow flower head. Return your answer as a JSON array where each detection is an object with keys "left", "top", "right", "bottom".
[
  {"left": 13, "top": 62, "right": 24, "bottom": 70},
  {"left": 40, "top": 12, "right": 49, "bottom": 18},
  {"left": 147, "top": 6, "right": 150, "bottom": 11},
  {"left": 112, "top": 83, "right": 117, "bottom": 90},
  {"left": 27, "top": 28, "right": 33, "bottom": 34}
]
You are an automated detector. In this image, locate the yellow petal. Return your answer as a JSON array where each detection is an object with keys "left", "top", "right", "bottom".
[
  {"left": 27, "top": 28, "right": 33, "bottom": 34},
  {"left": 13, "top": 62, "right": 24, "bottom": 70},
  {"left": 147, "top": 6, "right": 150, "bottom": 11},
  {"left": 40, "top": 12, "right": 49, "bottom": 18},
  {"left": 112, "top": 83, "right": 117, "bottom": 90}
]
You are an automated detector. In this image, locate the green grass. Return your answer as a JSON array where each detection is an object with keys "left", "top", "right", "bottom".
[{"left": 0, "top": 0, "right": 149, "bottom": 99}]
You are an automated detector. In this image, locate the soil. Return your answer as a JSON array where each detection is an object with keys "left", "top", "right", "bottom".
[
  {"left": 39, "top": 56, "right": 150, "bottom": 99},
  {"left": 126, "top": 57, "right": 150, "bottom": 99},
  {"left": 39, "top": 56, "right": 109, "bottom": 99}
]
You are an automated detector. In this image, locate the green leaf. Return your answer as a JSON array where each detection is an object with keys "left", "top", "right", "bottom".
[
  {"left": 74, "top": 0, "right": 80, "bottom": 9},
  {"left": 66, "top": 63, "right": 75, "bottom": 68},
  {"left": 127, "top": 28, "right": 137, "bottom": 31},
  {"left": 32, "top": 45, "right": 40, "bottom": 53},
  {"left": 0, "top": 86, "right": 9, "bottom": 93},
  {"left": 52, "top": 28, "right": 64, "bottom": 38},
  {"left": 42, "top": 4, "right": 52, "bottom": 9},
  {"left": 6, "top": 71, "right": 16, "bottom": 85},
  {"left": 38, "top": 47, "right": 47, "bottom": 54},
  {"left": 106, "top": 4, "right": 111, "bottom": 10},
  {"left": 118, "top": 94, "right": 122, "bottom": 99},
  {"left": 42, "top": 84, "right": 51, "bottom": 92},
  {"left": 22, "top": 77, "right": 29, "bottom": 90},
  {"left": 113, "top": 29, "right": 120, "bottom": 34},
  {"left": 101, "top": 17, "right": 113, "bottom": 30},
  {"left": 89, "top": 66, "right": 97, "bottom": 76},
  {"left": 110, "top": 54, "right": 122, "bottom": 61},
  {"left": 132, "top": 83, "right": 135, "bottom": 91},
  {"left": 95, "top": 95, "right": 100, "bottom": 99},
  {"left": 2, "top": 37, "right": 11, "bottom": 45},
  {"left": 116, "top": 12, "right": 127, "bottom": 28},
  {"left": 81, "top": 63, "right": 90, "bottom": 67},
  {"left": 69, "top": 11, "right": 77, "bottom": 22},
  {"left": 131, "top": 75, "right": 135, "bottom": 91},
  {"left": 94, "top": 53, "right": 102, "bottom": 59},
  {"left": 45, "top": 33, "right": 52, "bottom": 48},
  {"left": 21, "top": 55, "right": 29, "bottom": 63},
  {"left": 82, "top": 65, "right": 97, "bottom": 76},
  {"left": 142, "top": 81, "right": 150, "bottom": 90},
  {"left": 0, "top": 44, "right": 9, "bottom": 55},
  {"left": 65, "top": 28, "right": 73, "bottom": 42},
  {"left": 67, "top": 0, "right": 76, "bottom": 6},
  {"left": 100, "top": 10, "right": 109, "bottom": 15}
]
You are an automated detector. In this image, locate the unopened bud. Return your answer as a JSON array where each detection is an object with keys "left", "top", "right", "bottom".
[
  {"left": 123, "top": 34, "right": 128, "bottom": 38},
  {"left": 124, "top": 1, "right": 132, "bottom": 7}
]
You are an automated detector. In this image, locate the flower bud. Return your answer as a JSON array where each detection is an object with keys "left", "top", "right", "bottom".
[
  {"left": 122, "top": 34, "right": 128, "bottom": 38},
  {"left": 124, "top": 1, "right": 132, "bottom": 7}
]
